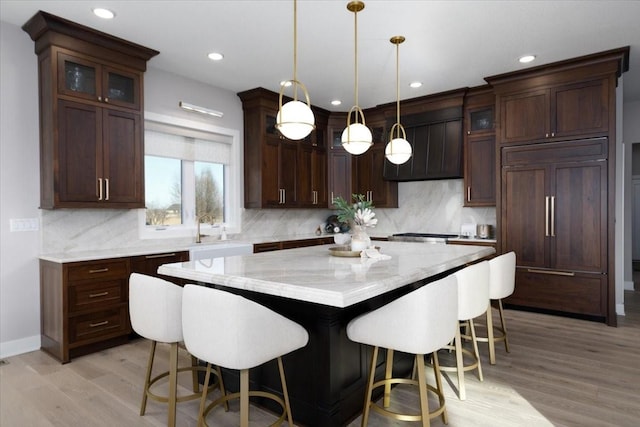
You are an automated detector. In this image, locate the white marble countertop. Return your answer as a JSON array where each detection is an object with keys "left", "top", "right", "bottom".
[{"left": 158, "top": 241, "right": 495, "bottom": 308}]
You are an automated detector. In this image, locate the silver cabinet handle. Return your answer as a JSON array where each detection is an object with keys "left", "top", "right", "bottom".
[
  {"left": 98, "top": 96, "right": 102, "bottom": 102},
  {"left": 89, "top": 291, "right": 109, "bottom": 298},
  {"left": 88, "top": 268, "right": 109, "bottom": 274},
  {"left": 282, "top": 189, "right": 286, "bottom": 204},
  {"left": 545, "top": 133, "right": 549, "bottom": 138},
  {"left": 527, "top": 268, "right": 574, "bottom": 277},
  {"left": 550, "top": 196, "right": 555, "bottom": 237},
  {"left": 104, "top": 97, "right": 109, "bottom": 103},
  {"left": 89, "top": 320, "right": 109, "bottom": 328},
  {"left": 105, "top": 178, "right": 109, "bottom": 201},
  {"left": 545, "top": 196, "right": 549, "bottom": 237},
  {"left": 98, "top": 178, "right": 103, "bottom": 200},
  {"left": 145, "top": 253, "right": 177, "bottom": 259},
  {"left": 467, "top": 186, "right": 471, "bottom": 202}
]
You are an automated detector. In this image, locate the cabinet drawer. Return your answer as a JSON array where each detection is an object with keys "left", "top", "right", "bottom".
[
  {"left": 69, "top": 280, "right": 123, "bottom": 312},
  {"left": 69, "top": 307, "right": 129, "bottom": 344},
  {"left": 507, "top": 269, "right": 606, "bottom": 317},
  {"left": 67, "top": 259, "right": 129, "bottom": 281}
]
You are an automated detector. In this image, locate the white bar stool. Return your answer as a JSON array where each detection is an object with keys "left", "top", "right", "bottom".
[
  {"left": 476, "top": 251, "right": 516, "bottom": 364},
  {"left": 438, "top": 261, "right": 490, "bottom": 400},
  {"left": 346, "top": 275, "right": 458, "bottom": 427},
  {"left": 129, "top": 273, "right": 226, "bottom": 427},
  {"left": 181, "top": 285, "right": 309, "bottom": 427}
]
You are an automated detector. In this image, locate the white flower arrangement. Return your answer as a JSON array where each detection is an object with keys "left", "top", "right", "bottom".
[{"left": 333, "top": 194, "right": 378, "bottom": 229}]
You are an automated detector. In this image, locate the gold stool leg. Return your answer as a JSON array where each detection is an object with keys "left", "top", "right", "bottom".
[
  {"left": 240, "top": 369, "right": 250, "bottom": 427},
  {"left": 469, "top": 319, "right": 483, "bottom": 382},
  {"left": 415, "top": 354, "right": 430, "bottom": 427},
  {"left": 140, "top": 340, "right": 157, "bottom": 416},
  {"left": 498, "top": 299, "right": 510, "bottom": 353},
  {"left": 432, "top": 352, "right": 448, "bottom": 424},
  {"left": 383, "top": 349, "right": 394, "bottom": 408},
  {"left": 198, "top": 363, "right": 212, "bottom": 427},
  {"left": 191, "top": 355, "right": 200, "bottom": 393},
  {"left": 168, "top": 342, "right": 178, "bottom": 427},
  {"left": 454, "top": 327, "right": 466, "bottom": 400},
  {"left": 361, "top": 346, "right": 379, "bottom": 427},
  {"left": 277, "top": 357, "right": 294, "bottom": 426},
  {"left": 486, "top": 302, "right": 497, "bottom": 365},
  {"left": 214, "top": 365, "right": 229, "bottom": 411}
]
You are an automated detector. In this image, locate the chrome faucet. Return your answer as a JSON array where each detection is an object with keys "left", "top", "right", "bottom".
[{"left": 195, "top": 214, "right": 213, "bottom": 244}]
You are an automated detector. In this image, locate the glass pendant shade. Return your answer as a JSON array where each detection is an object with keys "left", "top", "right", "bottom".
[
  {"left": 385, "top": 137, "right": 412, "bottom": 164},
  {"left": 341, "top": 123, "right": 372, "bottom": 155},
  {"left": 276, "top": 99, "right": 315, "bottom": 140}
]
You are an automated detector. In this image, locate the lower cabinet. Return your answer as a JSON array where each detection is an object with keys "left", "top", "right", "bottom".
[
  {"left": 40, "top": 250, "right": 189, "bottom": 363},
  {"left": 41, "top": 258, "right": 131, "bottom": 363},
  {"left": 130, "top": 251, "right": 189, "bottom": 285}
]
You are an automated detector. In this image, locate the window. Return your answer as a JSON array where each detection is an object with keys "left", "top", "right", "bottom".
[
  {"left": 140, "top": 112, "right": 241, "bottom": 239},
  {"left": 144, "top": 156, "right": 224, "bottom": 226}
]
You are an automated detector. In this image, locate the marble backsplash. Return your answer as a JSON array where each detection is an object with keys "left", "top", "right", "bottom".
[{"left": 41, "top": 179, "right": 495, "bottom": 254}]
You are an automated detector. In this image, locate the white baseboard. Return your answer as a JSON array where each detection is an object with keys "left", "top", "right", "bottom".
[
  {"left": 624, "top": 280, "right": 635, "bottom": 291},
  {"left": 0, "top": 335, "right": 40, "bottom": 359},
  {"left": 616, "top": 303, "right": 626, "bottom": 316}
]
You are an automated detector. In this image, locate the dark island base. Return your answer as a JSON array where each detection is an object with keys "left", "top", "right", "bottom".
[{"left": 201, "top": 270, "right": 452, "bottom": 427}]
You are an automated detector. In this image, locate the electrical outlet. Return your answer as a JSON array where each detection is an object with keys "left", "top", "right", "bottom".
[{"left": 9, "top": 218, "right": 39, "bottom": 232}]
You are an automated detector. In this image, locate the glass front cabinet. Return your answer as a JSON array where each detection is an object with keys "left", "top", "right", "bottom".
[{"left": 57, "top": 51, "right": 141, "bottom": 110}]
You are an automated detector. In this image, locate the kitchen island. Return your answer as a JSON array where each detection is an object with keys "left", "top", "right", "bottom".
[{"left": 158, "top": 241, "right": 494, "bottom": 426}]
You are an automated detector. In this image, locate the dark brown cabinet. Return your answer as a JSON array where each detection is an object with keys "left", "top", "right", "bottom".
[
  {"left": 488, "top": 48, "right": 628, "bottom": 325},
  {"left": 57, "top": 100, "right": 142, "bottom": 205},
  {"left": 41, "top": 250, "right": 190, "bottom": 363},
  {"left": 464, "top": 87, "right": 496, "bottom": 206},
  {"left": 23, "top": 11, "right": 157, "bottom": 209},
  {"left": 353, "top": 116, "right": 398, "bottom": 208},
  {"left": 327, "top": 114, "right": 353, "bottom": 207},
  {"left": 40, "top": 258, "right": 132, "bottom": 363},
  {"left": 497, "top": 77, "right": 610, "bottom": 145},
  {"left": 130, "top": 251, "right": 189, "bottom": 285},
  {"left": 238, "top": 88, "right": 329, "bottom": 208}
]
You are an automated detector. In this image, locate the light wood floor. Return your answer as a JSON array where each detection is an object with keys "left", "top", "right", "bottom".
[{"left": 2, "top": 288, "right": 639, "bottom": 427}]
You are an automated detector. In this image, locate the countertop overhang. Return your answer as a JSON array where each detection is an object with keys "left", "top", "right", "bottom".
[{"left": 158, "top": 241, "right": 495, "bottom": 308}]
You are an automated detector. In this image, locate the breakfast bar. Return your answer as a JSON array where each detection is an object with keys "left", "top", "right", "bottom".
[{"left": 158, "top": 241, "right": 494, "bottom": 426}]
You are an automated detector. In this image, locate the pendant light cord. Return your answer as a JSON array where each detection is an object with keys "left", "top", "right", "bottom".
[
  {"left": 292, "top": 0, "right": 298, "bottom": 100},
  {"left": 354, "top": 7, "right": 358, "bottom": 108},
  {"left": 395, "top": 40, "right": 400, "bottom": 138}
]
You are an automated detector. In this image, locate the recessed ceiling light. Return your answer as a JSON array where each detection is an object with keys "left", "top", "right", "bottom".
[
  {"left": 519, "top": 55, "right": 536, "bottom": 64},
  {"left": 331, "top": 100, "right": 342, "bottom": 106},
  {"left": 207, "top": 52, "right": 224, "bottom": 61},
  {"left": 409, "top": 82, "right": 422, "bottom": 88},
  {"left": 280, "top": 81, "right": 293, "bottom": 87},
  {"left": 93, "top": 8, "right": 115, "bottom": 19}
]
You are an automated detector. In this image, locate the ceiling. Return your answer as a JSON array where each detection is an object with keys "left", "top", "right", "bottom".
[{"left": 2, "top": 0, "right": 639, "bottom": 111}]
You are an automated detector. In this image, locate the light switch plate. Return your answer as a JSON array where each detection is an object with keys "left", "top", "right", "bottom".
[{"left": 9, "top": 218, "right": 39, "bottom": 232}]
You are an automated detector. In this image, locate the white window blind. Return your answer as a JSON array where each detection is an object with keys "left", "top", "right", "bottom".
[{"left": 145, "top": 125, "right": 231, "bottom": 164}]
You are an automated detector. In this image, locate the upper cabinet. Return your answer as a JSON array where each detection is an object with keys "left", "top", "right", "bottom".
[
  {"left": 23, "top": 11, "right": 158, "bottom": 209},
  {"left": 238, "top": 88, "right": 329, "bottom": 209},
  {"left": 486, "top": 51, "right": 625, "bottom": 146},
  {"left": 57, "top": 52, "right": 141, "bottom": 110},
  {"left": 383, "top": 89, "right": 465, "bottom": 182},
  {"left": 463, "top": 86, "right": 496, "bottom": 207}
]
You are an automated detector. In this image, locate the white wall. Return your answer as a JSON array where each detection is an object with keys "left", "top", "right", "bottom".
[
  {"left": 624, "top": 101, "right": 640, "bottom": 293},
  {"left": 0, "top": 21, "right": 41, "bottom": 357}
]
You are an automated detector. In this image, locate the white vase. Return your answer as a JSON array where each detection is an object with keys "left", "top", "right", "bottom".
[{"left": 350, "top": 225, "right": 371, "bottom": 252}]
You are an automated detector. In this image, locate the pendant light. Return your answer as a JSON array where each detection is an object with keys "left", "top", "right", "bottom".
[
  {"left": 341, "top": 0, "right": 372, "bottom": 155},
  {"left": 276, "top": 0, "right": 315, "bottom": 140},
  {"left": 385, "top": 36, "right": 412, "bottom": 165}
]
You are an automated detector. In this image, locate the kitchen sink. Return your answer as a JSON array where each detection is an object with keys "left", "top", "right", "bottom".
[{"left": 188, "top": 241, "right": 253, "bottom": 260}]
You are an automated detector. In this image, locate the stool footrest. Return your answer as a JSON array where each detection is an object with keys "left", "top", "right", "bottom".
[
  {"left": 369, "top": 377, "right": 446, "bottom": 421},
  {"left": 202, "top": 390, "right": 288, "bottom": 427},
  {"left": 146, "top": 365, "right": 218, "bottom": 404}
]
